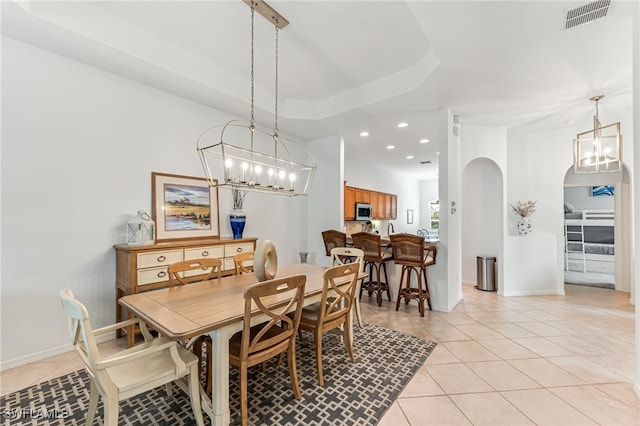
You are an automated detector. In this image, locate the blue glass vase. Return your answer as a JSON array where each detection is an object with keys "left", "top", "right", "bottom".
[{"left": 230, "top": 208, "right": 246, "bottom": 239}]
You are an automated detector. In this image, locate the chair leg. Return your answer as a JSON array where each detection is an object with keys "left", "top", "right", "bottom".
[
  {"left": 382, "top": 262, "right": 391, "bottom": 301},
  {"left": 314, "top": 329, "right": 325, "bottom": 386},
  {"left": 187, "top": 364, "right": 205, "bottom": 426},
  {"left": 343, "top": 317, "right": 355, "bottom": 362},
  {"left": 354, "top": 279, "right": 364, "bottom": 327},
  {"left": 423, "top": 267, "right": 432, "bottom": 311},
  {"left": 239, "top": 362, "right": 249, "bottom": 426},
  {"left": 395, "top": 266, "right": 407, "bottom": 311},
  {"left": 375, "top": 263, "right": 383, "bottom": 306},
  {"left": 287, "top": 342, "right": 302, "bottom": 400},
  {"left": 85, "top": 380, "right": 99, "bottom": 426},
  {"left": 103, "top": 396, "right": 119, "bottom": 426}
]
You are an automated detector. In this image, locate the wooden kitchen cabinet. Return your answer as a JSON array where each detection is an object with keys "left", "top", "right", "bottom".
[
  {"left": 390, "top": 194, "right": 397, "bottom": 219},
  {"left": 115, "top": 237, "right": 257, "bottom": 346},
  {"left": 344, "top": 185, "right": 356, "bottom": 220},
  {"left": 344, "top": 184, "right": 397, "bottom": 220},
  {"left": 355, "top": 188, "right": 371, "bottom": 204},
  {"left": 371, "top": 192, "right": 380, "bottom": 219},
  {"left": 377, "top": 192, "right": 386, "bottom": 219}
]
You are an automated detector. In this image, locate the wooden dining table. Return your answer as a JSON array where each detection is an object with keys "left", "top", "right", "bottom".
[{"left": 119, "top": 263, "right": 365, "bottom": 426}]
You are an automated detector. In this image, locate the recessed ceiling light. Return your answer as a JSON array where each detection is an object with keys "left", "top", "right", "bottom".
[
  {"left": 420, "top": 138, "right": 430, "bottom": 144},
  {"left": 386, "top": 145, "right": 395, "bottom": 150},
  {"left": 406, "top": 155, "right": 414, "bottom": 159},
  {"left": 397, "top": 122, "right": 408, "bottom": 128},
  {"left": 436, "top": 151, "right": 440, "bottom": 155},
  {"left": 564, "top": 121, "right": 575, "bottom": 125},
  {"left": 360, "top": 131, "right": 369, "bottom": 137}
]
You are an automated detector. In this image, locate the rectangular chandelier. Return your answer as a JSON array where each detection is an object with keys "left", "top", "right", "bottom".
[
  {"left": 197, "top": 120, "right": 316, "bottom": 196},
  {"left": 573, "top": 95, "right": 622, "bottom": 174}
]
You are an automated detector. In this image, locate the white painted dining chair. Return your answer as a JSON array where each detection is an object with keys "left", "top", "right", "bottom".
[
  {"left": 330, "top": 247, "right": 365, "bottom": 327},
  {"left": 58, "top": 288, "right": 204, "bottom": 426}
]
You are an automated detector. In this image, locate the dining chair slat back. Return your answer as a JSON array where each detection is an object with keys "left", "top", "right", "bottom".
[
  {"left": 58, "top": 288, "right": 204, "bottom": 426},
  {"left": 234, "top": 251, "right": 255, "bottom": 275},
  {"left": 297, "top": 263, "right": 360, "bottom": 386},
  {"left": 168, "top": 258, "right": 223, "bottom": 287},
  {"left": 229, "top": 275, "right": 306, "bottom": 426},
  {"left": 330, "top": 247, "right": 364, "bottom": 327}
]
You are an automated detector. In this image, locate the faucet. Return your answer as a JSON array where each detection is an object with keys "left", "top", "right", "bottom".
[{"left": 387, "top": 222, "right": 395, "bottom": 236}]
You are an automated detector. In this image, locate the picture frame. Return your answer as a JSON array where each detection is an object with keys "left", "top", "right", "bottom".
[
  {"left": 152, "top": 172, "right": 219, "bottom": 242},
  {"left": 591, "top": 185, "right": 614, "bottom": 197},
  {"left": 407, "top": 209, "right": 414, "bottom": 224}
]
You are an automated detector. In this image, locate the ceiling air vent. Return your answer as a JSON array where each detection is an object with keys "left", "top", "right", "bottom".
[
  {"left": 565, "top": 0, "right": 611, "bottom": 29},
  {"left": 420, "top": 160, "right": 432, "bottom": 165}
]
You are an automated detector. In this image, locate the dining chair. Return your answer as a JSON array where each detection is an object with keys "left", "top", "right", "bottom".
[
  {"left": 228, "top": 275, "right": 306, "bottom": 426},
  {"left": 58, "top": 288, "right": 204, "bottom": 426},
  {"left": 389, "top": 233, "right": 437, "bottom": 317},
  {"left": 234, "top": 251, "right": 254, "bottom": 275},
  {"left": 330, "top": 247, "right": 365, "bottom": 327},
  {"left": 296, "top": 263, "right": 360, "bottom": 386},
  {"left": 167, "top": 258, "right": 223, "bottom": 395},
  {"left": 350, "top": 231, "right": 393, "bottom": 307},
  {"left": 321, "top": 229, "right": 348, "bottom": 256},
  {"left": 168, "top": 258, "right": 223, "bottom": 287}
]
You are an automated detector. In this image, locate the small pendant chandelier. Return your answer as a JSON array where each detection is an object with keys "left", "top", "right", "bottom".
[
  {"left": 197, "top": 0, "right": 316, "bottom": 196},
  {"left": 573, "top": 95, "right": 622, "bottom": 174}
]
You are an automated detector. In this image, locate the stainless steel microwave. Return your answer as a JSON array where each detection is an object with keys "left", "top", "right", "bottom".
[{"left": 355, "top": 203, "right": 372, "bottom": 221}]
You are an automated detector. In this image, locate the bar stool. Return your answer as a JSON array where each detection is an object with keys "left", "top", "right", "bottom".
[
  {"left": 351, "top": 232, "right": 393, "bottom": 306},
  {"left": 321, "top": 229, "right": 348, "bottom": 256},
  {"left": 390, "top": 233, "right": 437, "bottom": 317}
]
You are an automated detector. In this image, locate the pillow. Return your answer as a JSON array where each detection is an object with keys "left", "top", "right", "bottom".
[{"left": 564, "top": 202, "right": 575, "bottom": 213}]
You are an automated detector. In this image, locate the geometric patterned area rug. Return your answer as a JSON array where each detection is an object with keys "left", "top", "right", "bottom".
[{"left": 1, "top": 323, "right": 436, "bottom": 425}]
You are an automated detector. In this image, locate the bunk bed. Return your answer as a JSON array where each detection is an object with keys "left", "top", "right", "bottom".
[{"left": 564, "top": 208, "right": 615, "bottom": 273}]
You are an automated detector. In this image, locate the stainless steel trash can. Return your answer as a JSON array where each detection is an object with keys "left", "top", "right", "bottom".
[{"left": 476, "top": 256, "right": 496, "bottom": 291}]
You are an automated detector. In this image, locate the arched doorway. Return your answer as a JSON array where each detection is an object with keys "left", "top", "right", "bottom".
[
  {"left": 563, "top": 164, "right": 632, "bottom": 294},
  {"left": 461, "top": 158, "right": 504, "bottom": 292}
]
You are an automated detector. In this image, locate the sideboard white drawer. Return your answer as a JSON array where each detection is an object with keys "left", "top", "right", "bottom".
[
  {"left": 223, "top": 257, "right": 236, "bottom": 271},
  {"left": 184, "top": 246, "right": 225, "bottom": 260},
  {"left": 224, "top": 243, "right": 253, "bottom": 257},
  {"left": 137, "top": 250, "right": 183, "bottom": 269},
  {"left": 138, "top": 266, "right": 170, "bottom": 286}
]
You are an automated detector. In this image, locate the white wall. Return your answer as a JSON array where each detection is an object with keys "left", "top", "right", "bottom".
[
  {"left": 306, "top": 135, "right": 343, "bottom": 267},
  {"left": 0, "top": 37, "right": 318, "bottom": 368},
  {"left": 431, "top": 108, "right": 463, "bottom": 311}
]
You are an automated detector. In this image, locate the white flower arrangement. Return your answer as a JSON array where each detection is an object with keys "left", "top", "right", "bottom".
[{"left": 510, "top": 200, "right": 537, "bottom": 218}]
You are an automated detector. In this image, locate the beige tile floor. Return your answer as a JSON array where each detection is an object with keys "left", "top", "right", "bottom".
[
  {"left": 1, "top": 284, "right": 638, "bottom": 425},
  {"left": 370, "top": 284, "right": 639, "bottom": 426}
]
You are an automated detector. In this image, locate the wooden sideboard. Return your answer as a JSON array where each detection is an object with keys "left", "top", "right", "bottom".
[{"left": 114, "top": 237, "right": 257, "bottom": 346}]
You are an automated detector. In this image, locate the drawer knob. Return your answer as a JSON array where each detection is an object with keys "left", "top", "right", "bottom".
[
  {"left": 157, "top": 255, "right": 166, "bottom": 262},
  {"left": 157, "top": 271, "right": 167, "bottom": 278},
  {"left": 202, "top": 251, "right": 209, "bottom": 257},
  {"left": 236, "top": 247, "right": 242, "bottom": 253}
]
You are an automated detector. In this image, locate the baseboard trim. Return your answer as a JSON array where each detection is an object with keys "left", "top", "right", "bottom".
[
  {"left": 502, "top": 289, "right": 563, "bottom": 297},
  {"left": 1, "top": 331, "right": 116, "bottom": 371}
]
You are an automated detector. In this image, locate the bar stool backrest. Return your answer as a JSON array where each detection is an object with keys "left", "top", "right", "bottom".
[
  {"left": 350, "top": 232, "right": 384, "bottom": 262},
  {"left": 321, "top": 229, "right": 347, "bottom": 256},
  {"left": 390, "top": 233, "right": 437, "bottom": 266}
]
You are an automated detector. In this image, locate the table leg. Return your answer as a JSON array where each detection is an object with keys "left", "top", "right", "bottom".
[{"left": 208, "top": 327, "right": 231, "bottom": 426}]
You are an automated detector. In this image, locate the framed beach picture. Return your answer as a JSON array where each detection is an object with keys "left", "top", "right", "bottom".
[
  {"left": 591, "top": 185, "right": 614, "bottom": 197},
  {"left": 152, "top": 172, "right": 219, "bottom": 242}
]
